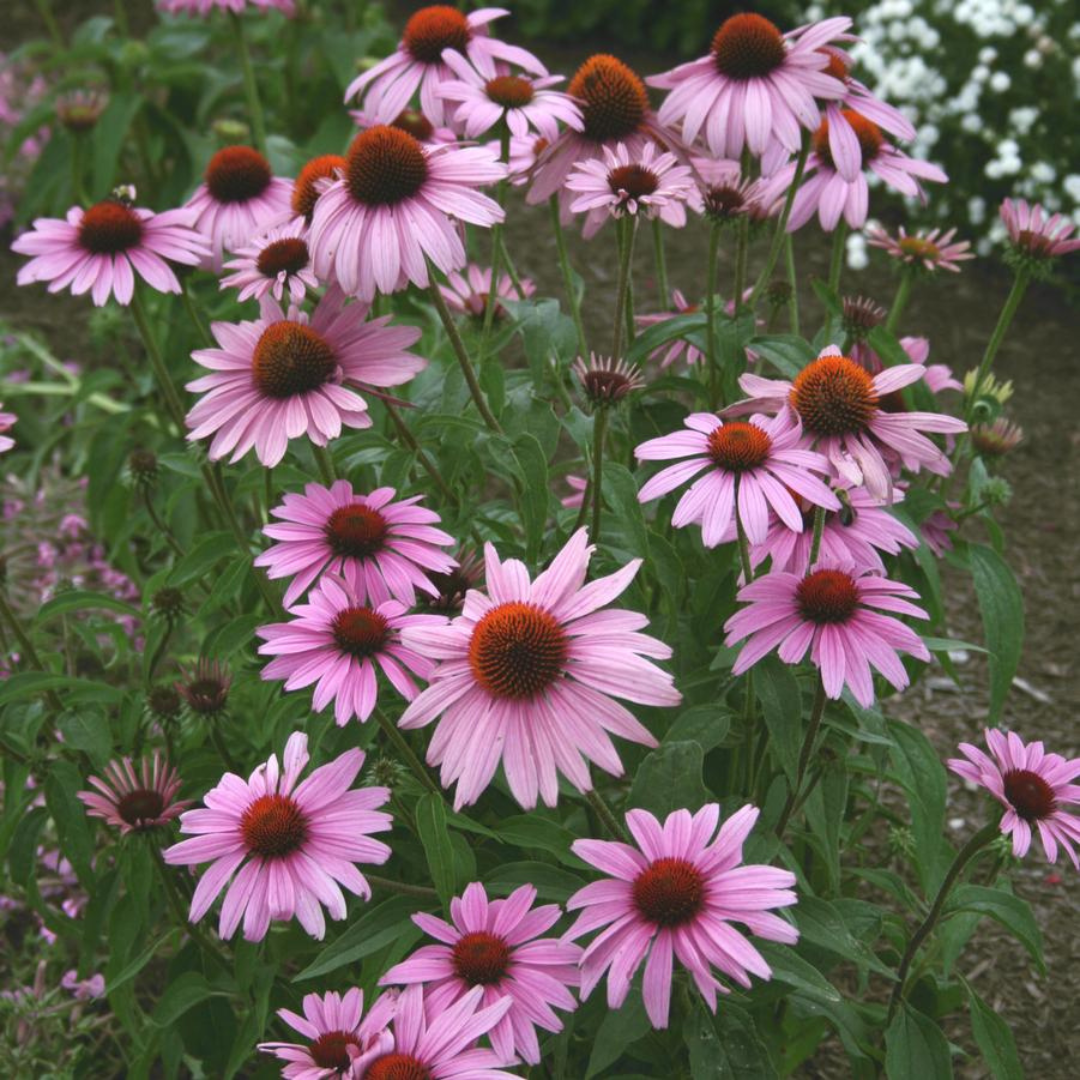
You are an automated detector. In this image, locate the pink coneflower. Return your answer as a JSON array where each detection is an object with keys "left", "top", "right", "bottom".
[
  {"left": 1000, "top": 197, "right": 1080, "bottom": 262},
  {"left": 345, "top": 6, "right": 544, "bottom": 129},
  {"left": 307, "top": 126, "right": 506, "bottom": 300},
  {"left": 185, "top": 289, "right": 426, "bottom": 467},
  {"left": 752, "top": 482, "right": 918, "bottom": 575},
  {"left": 648, "top": 14, "right": 850, "bottom": 159},
  {"left": 732, "top": 345, "right": 967, "bottom": 498},
  {"left": 850, "top": 334, "right": 962, "bottom": 402},
  {"left": 567, "top": 803, "right": 797, "bottom": 1029},
  {"left": 437, "top": 51, "right": 582, "bottom": 143},
  {"left": 255, "top": 480, "right": 457, "bottom": 608},
  {"left": 574, "top": 354, "right": 645, "bottom": 407},
  {"left": 766, "top": 111, "right": 947, "bottom": 232},
  {"left": 972, "top": 417, "right": 1023, "bottom": 457},
  {"left": 526, "top": 54, "right": 683, "bottom": 217},
  {"left": 699, "top": 165, "right": 779, "bottom": 226},
  {"left": 183, "top": 145, "right": 292, "bottom": 270},
  {"left": 350, "top": 107, "right": 458, "bottom": 148},
  {"left": 0, "top": 404, "right": 15, "bottom": 454},
  {"left": 158, "top": 0, "right": 295, "bottom": 15},
  {"left": 220, "top": 219, "right": 318, "bottom": 304},
  {"left": 635, "top": 409, "right": 839, "bottom": 547},
  {"left": 399, "top": 529, "right": 680, "bottom": 810},
  {"left": 352, "top": 983, "right": 516, "bottom": 1079},
  {"left": 566, "top": 141, "right": 702, "bottom": 238},
  {"left": 290, "top": 153, "right": 346, "bottom": 224},
  {"left": 724, "top": 562, "right": 930, "bottom": 706},
  {"left": 866, "top": 223, "right": 974, "bottom": 273},
  {"left": 439, "top": 263, "right": 535, "bottom": 320},
  {"left": 163, "top": 732, "right": 391, "bottom": 940},
  {"left": 422, "top": 547, "right": 484, "bottom": 615},
  {"left": 635, "top": 290, "right": 704, "bottom": 368},
  {"left": 381, "top": 882, "right": 582, "bottom": 1064},
  {"left": 12, "top": 196, "right": 210, "bottom": 306},
  {"left": 560, "top": 474, "right": 588, "bottom": 509},
  {"left": 920, "top": 506, "right": 958, "bottom": 558},
  {"left": 258, "top": 577, "right": 443, "bottom": 725},
  {"left": 949, "top": 729, "right": 1080, "bottom": 868},
  {"left": 77, "top": 754, "right": 191, "bottom": 835},
  {"left": 259, "top": 988, "right": 396, "bottom": 1078}
]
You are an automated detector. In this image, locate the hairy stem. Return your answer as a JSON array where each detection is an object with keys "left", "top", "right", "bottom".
[
  {"left": 749, "top": 140, "right": 809, "bottom": 308},
  {"left": 775, "top": 676, "right": 828, "bottom": 838},
  {"left": 228, "top": 11, "right": 267, "bottom": 154},
  {"left": 549, "top": 195, "right": 588, "bottom": 358}
]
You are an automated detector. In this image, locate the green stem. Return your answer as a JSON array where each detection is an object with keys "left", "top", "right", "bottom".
[
  {"left": 179, "top": 277, "right": 212, "bottom": 347},
  {"left": 477, "top": 133, "right": 511, "bottom": 366},
  {"left": 130, "top": 290, "right": 187, "bottom": 432},
  {"left": 150, "top": 844, "right": 231, "bottom": 971},
  {"left": 34, "top": 0, "right": 62, "bottom": 47},
  {"left": 962, "top": 268, "right": 1030, "bottom": 426},
  {"left": 549, "top": 195, "right": 588, "bottom": 358},
  {"left": 774, "top": 676, "right": 827, "bottom": 839},
  {"left": 111, "top": 0, "right": 129, "bottom": 37},
  {"left": 499, "top": 234, "right": 527, "bottom": 299},
  {"left": 590, "top": 407, "right": 609, "bottom": 542},
  {"left": 651, "top": 216, "right": 669, "bottom": 303},
  {"left": 571, "top": 471, "right": 592, "bottom": 534},
  {"left": 208, "top": 724, "right": 239, "bottom": 775},
  {"left": 375, "top": 708, "right": 442, "bottom": 798},
  {"left": 428, "top": 275, "right": 502, "bottom": 434},
  {"left": 886, "top": 821, "right": 1000, "bottom": 1024},
  {"left": 384, "top": 400, "right": 454, "bottom": 503},
  {"left": 0, "top": 591, "right": 64, "bottom": 717},
  {"left": 784, "top": 234, "right": 800, "bottom": 336},
  {"left": 366, "top": 874, "right": 439, "bottom": 900},
  {"left": 705, "top": 221, "right": 722, "bottom": 408},
  {"left": 807, "top": 505, "right": 826, "bottom": 570},
  {"left": 585, "top": 788, "right": 627, "bottom": 841},
  {"left": 612, "top": 218, "right": 637, "bottom": 361},
  {"left": 749, "top": 139, "right": 809, "bottom": 308},
  {"left": 228, "top": 11, "right": 267, "bottom": 154},
  {"left": 144, "top": 491, "right": 185, "bottom": 559},
  {"left": 883, "top": 270, "right": 914, "bottom": 337},
  {"left": 312, "top": 444, "right": 336, "bottom": 484},
  {"left": 827, "top": 221, "right": 848, "bottom": 295},
  {"left": 71, "top": 133, "right": 88, "bottom": 206},
  {"left": 734, "top": 478, "right": 754, "bottom": 583}
]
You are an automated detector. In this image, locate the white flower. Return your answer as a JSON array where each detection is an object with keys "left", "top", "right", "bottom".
[{"left": 989, "top": 72, "right": 1011, "bottom": 92}]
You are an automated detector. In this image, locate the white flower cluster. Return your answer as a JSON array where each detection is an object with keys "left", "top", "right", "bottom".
[{"left": 805, "top": 0, "right": 1080, "bottom": 249}]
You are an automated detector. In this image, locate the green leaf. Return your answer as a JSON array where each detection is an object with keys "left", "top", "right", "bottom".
[
  {"left": 602, "top": 463, "right": 649, "bottom": 558},
  {"left": 484, "top": 861, "right": 585, "bottom": 903},
  {"left": 629, "top": 741, "right": 708, "bottom": 817},
  {"left": 885, "top": 1004, "right": 954, "bottom": 1080},
  {"left": 948, "top": 885, "right": 1045, "bottom": 973},
  {"left": 152, "top": 971, "right": 213, "bottom": 1028},
  {"left": 167, "top": 531, "right": 238, "bottom": 587},
  {"left": 495, "top": 816, "right": 583, "bottom": 868},
  {"left": 0, "top": 672, "right": 124, "bottom": 706},
  {"left": 57, "top": 709, "right": 112, "bottom": 766},
  {"left": 106, "top": 929, "right": 179, "bottom": 995},
  {"left": 888, "top": 719, "right": 948, "bottom": 891},
  {"left": 45, "top": 760, "right": 95, "bottom": 887},
  {"left": 294, "top": 895, "right": 428, "bottom": 981},
  {"left": 795, "top": 895, "right": 894, "bottom": 978},
  {"left": 664, "top": 704, "right": 731, "bottom": 753},
  {"left": 685, "top": 1002, "right": 778, "bottom": 1079},
  {"left": 967, "top": 986, "right": 1023, "bottom": 1080},
  {"left": 756, "top": 941, "right": 842, "bottom": 1004},
  {"left": 746, "top": 334, "right": 815, "bottom": 378},
  {"left": 8, "top": 806, "right": 48, "bottom": 885},
  {"left": 968, "top": 544, "right": 1024, "bottom": 723},
  {"left": 586, "top": 993, "right": 651, "bottom": 1078},
  {"left": 626, "top": 312, "right": 706, "bottom": 367},
  {"left": 35, "top": 590, "right": 140, "bottom": 622},
  {"left": 202, "top": 613, "right": 261, "bottom": 658},
  {"left": 92, "top": 91, "right": 143, "bottom": 194},
  {"left": 415, "top": 792, "right": 456, "bottom": 906},
  {"left": 511, "top": 433, "right": 549, "bottom": 562},
  {"left": 755, "top": 656, "right": 804, "bottom": 785}
]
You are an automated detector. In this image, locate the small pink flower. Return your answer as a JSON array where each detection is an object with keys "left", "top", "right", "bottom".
[
  {"left": 220, "top": 219, "right": 319, "bottom": 304},
  {"left": 399, "top": 529, "right": 680, "bottom": 810},
  {"left": 158, "top": 0, "right": 295, "bottom": 16},
  {"left": 0, "top": 403, "right": 15, "bottom": 454},
  {"left": 439, "top": 263, "right": 535, "bottom": 319},
  {"left": 308, "top": 126, "right": 506, "bottom": 301},
  {"left": 566, "top": 141, "right": 702, "bottom": 238},
  {"left": 255, "top": 481, "right": 457, "bottom": 608},
  {"left": 12, "top": 198, "right": 209, "bottom": 306},
  {"left": 1000, "top": 198, "right": 1080, "bottom": 261},
  {"left": 649, "top": 14, "right": 850, "bottom": 159},
  {"left": 567, "top": 803, "right": 798, "bottom": 1029},
  {"left": 765, "top": 110, "right": 947, "bottom": 232},
  {"left": 381, "top": 882, "right": 581, "bottom": 1064},
  {"left": 350, "top": 983, "right": 516, "bottom": 1078},
  {"left": 920, "top": 507, "right": 958, "bottom": 557},
  {"left": 731, "top": 345, "right": 967, "bottom": 499},
  {"left": 77, "top": 754, "right": 191, "bottom": 835},
  {"left": 345, "top": 6, "right": 545, "bottom": 130},
  {"left": 950, "top": 729, "right": 1080, "bottom": 868},
  {"left": 61, "top": 971, "right": 105, "bottom": 1001},
  {"left": 437, "top": 51, "right": 582, "bottom": 142},
  {"left": 866, "top": 223, "right": 974, "bottom": 273},
  {"left": 183, "top": 145, "right": 293, "bottom": 270},
  {"left": 560, "top": 474, "right": 588, "bottom": 510},
  {"left": 724, "top": 563, "right": 930, "bottom": 706},
  {"left": 185, "top": 289, "right": 426, "bottom": 468},
  {"left": 258, "top": 577, "right": 445, "bottom": 725},
  {"left": 636, "top": 409, "right": 839, "bottom": 547},
  {"left": 259, "top": 988, "right": 396, "bottom": 1078},
  {"left": 164, "top": 732, "right": 391, "bottom": 941}
]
